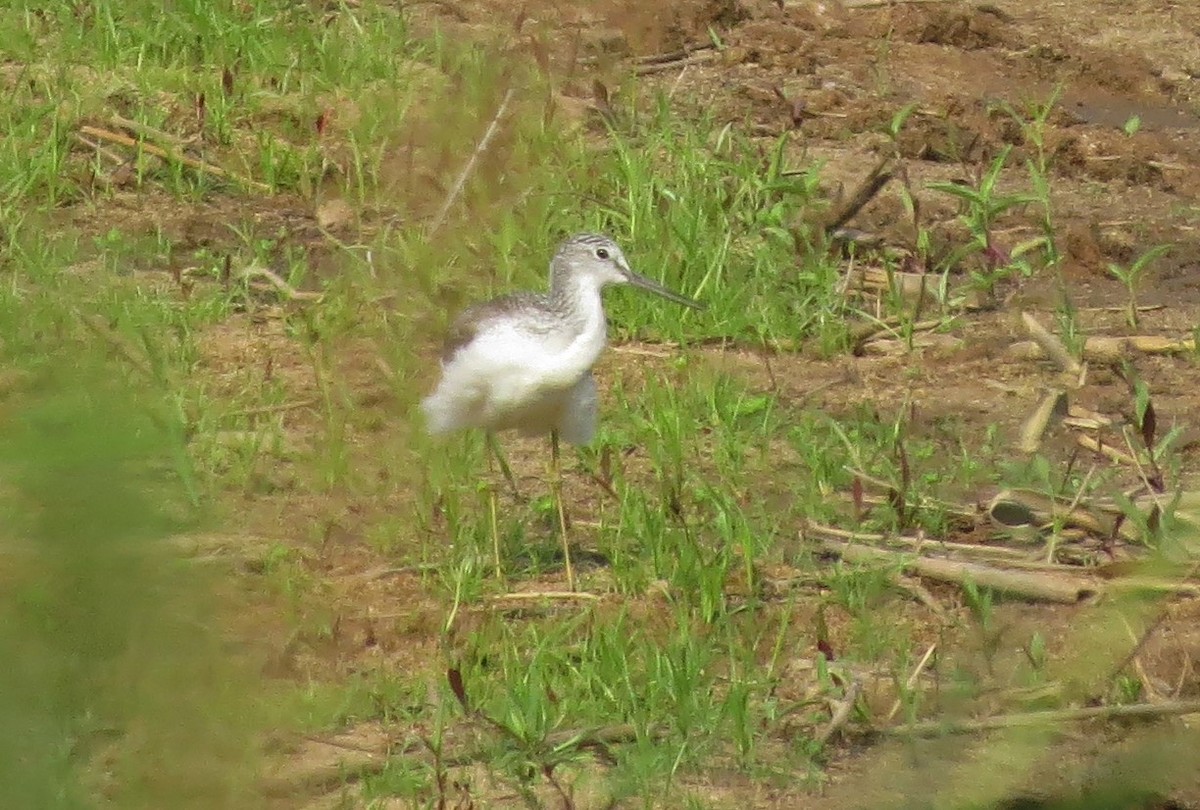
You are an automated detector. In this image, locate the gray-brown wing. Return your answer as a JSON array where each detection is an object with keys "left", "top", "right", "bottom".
[{"left": 440, "top": 293, "right": 550, "bottom": 364}]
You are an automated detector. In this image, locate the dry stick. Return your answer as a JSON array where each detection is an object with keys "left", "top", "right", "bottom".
[
  {"left": 239, "top": 265, "right": 323, "bottom": 302},
  {"left": 815, "top": 679, "right": 864, "bottom": 747},
  {"left": 489, "top": 590, "right": 601, "bottom": 603},
  {"left": 77, "top": 124, "right": 271, "bottom": 192},
  {"left": 635, "top": 51, "right": 718, "bottom": 76},
  {"left": 805, "top": 522, "right": 1029, "bottom": 562},
  {"left": 1009, "top": 335, "right": 1196, "bottom": 365},
  {"left": 852, "top": 318, "right": 947, "bottom": 351},
  {"left": 895, "top": 575, "right": 947, "bottom": 616},
  {"left": 427, "top": 87, "right": 515, "bottom": 238},
  {"left": 1020, "top": 311, "right": 1084, "bottom": 378},
  {"left": 72, "top": 133, "right": 128, "bottom": 168},
  {"left": 108, "top": 113, "right": 190, "bottom": 147},
  {"left": 821, "top": 539, "right": 1095, "bottom": 604},
  {"left": 824, "top": 157, "right": 895, "bottom": 234},
  {"left": 886, "top": 699, "right": 1200, "bottom": 738},
  {"left": 1076, "top": 433, "right": 1138, "bottom": 467},
  {"left": 885, "top": 643, "right": 938, "bottom": 723},
  {"left": 1016, "top": 388, "right": 1068, "bottom": 454},
  {"left": 580, "top": 41, "right": 716, "bottom": 67}
]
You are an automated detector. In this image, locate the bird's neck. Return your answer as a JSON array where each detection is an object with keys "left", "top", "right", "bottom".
[
  {"left": 542, "top": 270, "right": 608, "bottom": 385},
  {"left": 549, "top": 270, "right": 605, "bottom": 326}
]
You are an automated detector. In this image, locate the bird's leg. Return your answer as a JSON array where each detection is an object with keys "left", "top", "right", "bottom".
[
  {"left": 550, "top": 430, "right": 576, "bottom": 592},
  {"left": 488, "top": 485, "right": 504, "bottom": 585},
  {"left": 485, "top": 432, "right": 521, "bottom": 500}
]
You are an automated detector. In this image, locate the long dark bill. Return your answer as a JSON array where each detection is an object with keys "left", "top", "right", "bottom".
[{"left": 623, "top": 268, "right": 704, "bottom": 310}]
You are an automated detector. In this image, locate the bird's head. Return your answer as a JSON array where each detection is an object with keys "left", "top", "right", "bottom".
[{"left": 552, "top": 233, "right": 702, "bottom": 309}]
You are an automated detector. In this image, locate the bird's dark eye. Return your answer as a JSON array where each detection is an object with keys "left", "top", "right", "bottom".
[{"left": 595, "top": 248, "right": 609, "bottom": 260}]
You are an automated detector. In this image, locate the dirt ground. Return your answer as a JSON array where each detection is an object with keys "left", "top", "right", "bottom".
[{"left": 138, "top": 0, "right": 1200, "bottom": 807}]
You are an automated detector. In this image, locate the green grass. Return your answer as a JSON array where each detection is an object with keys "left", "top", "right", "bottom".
[{"left": 2, "top": 1, "right": 1198, "bottom": 808}]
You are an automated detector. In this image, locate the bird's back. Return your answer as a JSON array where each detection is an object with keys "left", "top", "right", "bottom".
[
  {"left": 440, "top": 292, "right": 558, "bottom": 364},
  {"left": 424, "top": 290, "right": 596, "bottom": 436}
]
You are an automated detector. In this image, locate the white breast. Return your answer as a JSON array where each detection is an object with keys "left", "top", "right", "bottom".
[{"left": 421, "top": 289, "right": 609, "bottom": 440}]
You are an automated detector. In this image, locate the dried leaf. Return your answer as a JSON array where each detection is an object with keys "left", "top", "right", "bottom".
[
  {"left": 896, "top": 441, "right": 911, "bottom": 526},
  {"left": 592, "top": 79, "right": 612, "bottom": 117},
  {"left": 791, "top": 97, "right": 810, "bottom": 128},
  {"left": 1140, "top": 397, "right": 1157, "bottom": 450},
  {"left": 851, "top": 475, "right": 864, "bottom": 522},
  {"left": 221, "top": 66, "right": 235, "bottom": 97},
  {"left": 447, "top": 668, "right": 469, "bottom": 711},
  {"left": 1146, "top": 503, "right": 1161, "bottom": 536}
]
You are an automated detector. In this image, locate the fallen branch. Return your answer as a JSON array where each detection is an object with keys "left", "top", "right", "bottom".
[
  {"left": 1020, "top": 311, "right": 1084, "bottom": 378},
  {"left": 1009, "top": 335, "right": 1195, "bottom": 365},
  {"left": 805, "top": 522, "right": 1031, "bottom": 563},
  {"left": 886, "top": 699, "right": 1200, "bottom": 737},
  {"left": 820, "top": 539, "right": 1095, "bottom": 603}
]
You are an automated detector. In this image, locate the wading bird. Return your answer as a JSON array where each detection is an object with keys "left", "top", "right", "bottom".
[{"left": 422, "top": 233, "right": 702, "bottom": 589}]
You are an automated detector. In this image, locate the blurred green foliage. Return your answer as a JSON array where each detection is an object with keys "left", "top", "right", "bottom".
[{"left": 0, "top": 337, "right": 264, "bottom": 807}]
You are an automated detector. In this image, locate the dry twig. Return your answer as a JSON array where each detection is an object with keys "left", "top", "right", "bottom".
[
  {"left": 427, "top": 87, "right": 515, "bottom": 237},
  {"left": 815, "top": 679, "right": 864, "bottom": 747},
  {"left": 77, "top": 124, "right": 271, "bottom": 192},
  {"left": 1020, "top": 311, "right": 1084, "bottom": 378},
  {"left": 820, "top": 539, "right": 1095, "bottom": 603},
  {"left": 886, "top": 699, "right": 1200, "bottom": 737}
]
